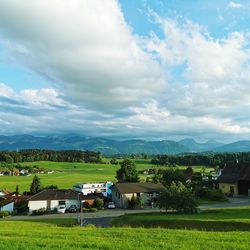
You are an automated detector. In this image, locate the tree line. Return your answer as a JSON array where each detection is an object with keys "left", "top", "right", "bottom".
[
  {"left": 0, "top": 149, "right": 102, "bottom": 163},
  {"left": 151, "top": 152, "right": 250, "bottom": 166}
]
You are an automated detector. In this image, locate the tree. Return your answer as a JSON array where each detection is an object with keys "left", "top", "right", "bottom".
[
  {"left": 110, "top": 158, "right": 118, "bottom": 165},
  {"left": 93, "top": 198, "right": 104, "bottom": 209},
  {"left": 116, "top": 159, "right": 139, "bottom": 183},
  {"left": 156, "top": 182, "right": 198, "bottom": 213},
  {"left": 15, "top": 185, "right": 19, "bottom": 196},
  {"left": 30, "top": 175, "right": 42, "bottom": 194},
  {"left": 153, "top": 168, "right": 186, "bottom": 187}
]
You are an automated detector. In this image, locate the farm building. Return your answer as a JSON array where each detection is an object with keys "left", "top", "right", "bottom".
[
  {"left": 217, "top": 161, "right": 250, "bottom": 196},
  {"left": 111, "top": 182, "right": 165, "bottom": 209},
  {"left": 28, "top": 189, "right": 82, "bottom": 213}
]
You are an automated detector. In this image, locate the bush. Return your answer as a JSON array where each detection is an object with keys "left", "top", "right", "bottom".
[
  {"left": 93, "top": 198, "right": 104, "bottom": 209},
  {"left": 82, "top": 208, "right": 90, "bottom": 213},
  {"left": 89, "top": 208, "right": 98, "bottom": 212},
  {"left": 0, "top": 211, "right": 9, "bottom": 218},
  {"left": 196, "top": 187, "right": 226, "bottom": 201},
  {"left": 209, "top": 189, "right": 226, "bottom": 201},
  {"left": 32, "top": 208, "right": 46, "bottom": 216}
]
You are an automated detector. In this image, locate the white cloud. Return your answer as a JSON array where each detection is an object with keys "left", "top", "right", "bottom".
[
  {"left": 0, "top": 0, "right": 164, "bottom": 111},
  {"left": 228, "top": 1, "right": 245, "bottom": 9},
  {"left": 0, "top": 83, "right": 15, "bottom": 98},
  {"left": 1, "top": 2, "right": 250, "bottom": 141}
]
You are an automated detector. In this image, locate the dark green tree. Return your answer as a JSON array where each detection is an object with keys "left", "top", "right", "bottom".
[
  {"left": 116, "top": 159, "right": 139, "bottom": 183},
  {"left": 15, "top": 184, "right": 19, "bottom": 196},
  {"left": 156, "top": 182, "right": 198, "bottom": 213},
  {"left": 30, "top": 175, "right": 42, "bottom": 194}
]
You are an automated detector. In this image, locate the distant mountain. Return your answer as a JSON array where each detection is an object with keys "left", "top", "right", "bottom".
[
  {"left": 179, "top": 138, "right": 224, "bottom": 152},
  {"left": 214, "top": 140, "right": 250, "bottom": 152},
  {"left": 0, "top": 134, "right": 250, "bottom": 154},
  {"left": 0, "top": 134, "right": 189, "bottom": 155}
]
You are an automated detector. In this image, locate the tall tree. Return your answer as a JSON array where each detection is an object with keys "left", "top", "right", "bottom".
[
  {"left": 116, "top": 159, "right": 139, "bottom": 183},
  {"left": 30, "top": 175, "right": 42, "bottom": 194},
  {"left": 15, "top": 184, "right": 19, "bottom": 196}
]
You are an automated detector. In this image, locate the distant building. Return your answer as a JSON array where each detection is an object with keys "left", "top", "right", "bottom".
[
  {"left": 73, "top": 182, "right": 113, "bottom": 197},
  {"left": 111, "top": 182, "right": 165, "bottom": 209},
  {"left": 217, "top": 161, "right": 250, "bottom": 196}
]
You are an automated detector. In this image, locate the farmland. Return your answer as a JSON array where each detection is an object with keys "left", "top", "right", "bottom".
[
  {"left": 0, "top": 220, "right": 250, "bottom": 250},
  {"left": 0, "top": 160, "right": 215, "bottom": 192}
]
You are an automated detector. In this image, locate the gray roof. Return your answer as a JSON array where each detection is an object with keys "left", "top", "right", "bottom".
[
  {"left": 29, "top": 189, "right": 81, "bottom": 201},
  {"left": 217, "top": 161, "right": 250, "bottom": 184},
  {"left": 112, "top": 182, "right": 165, "bottom": 194}
]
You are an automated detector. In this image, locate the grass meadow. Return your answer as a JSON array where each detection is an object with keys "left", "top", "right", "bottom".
[
  {"left": 0, "top": 220, "right": 250, "bottom": 250},
  {"left": 113, "top": 207, "right": 250, "bottom": 231},
  {"left": 0, "top": 160, "right": 215, "bottom": 192}
]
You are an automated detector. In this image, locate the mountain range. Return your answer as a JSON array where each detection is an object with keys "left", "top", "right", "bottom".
[{"left": 0, "top": 134, "right": 250, "bottom": 155}]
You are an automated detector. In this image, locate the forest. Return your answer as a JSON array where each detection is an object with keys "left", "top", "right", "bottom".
[
  {"left": 0, "top": 149, "right": 102, "bottom": 163},
  {"left": 151, "top": 152, "right": 250, "bottom": 166}
]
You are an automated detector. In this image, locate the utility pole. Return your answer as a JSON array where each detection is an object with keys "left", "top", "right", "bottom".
[{"left": 80, "top": 198, "right": 83, "bottom": 227}]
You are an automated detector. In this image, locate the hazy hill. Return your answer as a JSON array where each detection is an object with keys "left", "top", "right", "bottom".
[{"left": 1, "top": 134, "right": 250, "bottom": 154}]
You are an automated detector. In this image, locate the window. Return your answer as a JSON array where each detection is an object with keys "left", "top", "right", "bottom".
[
  {"left": 59, "top": 200, "right": 66, "bottom": 205},
  {"left": 137, "top": 192, "right": 141, "bottom": 197}
]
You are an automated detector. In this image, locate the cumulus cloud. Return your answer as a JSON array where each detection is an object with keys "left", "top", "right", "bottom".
[
  {"left": 146, "top": 18, "right": 250, "bottom": 119},
  {"left": 0, "top": 0, "right": 164, "bottom": 111},
  {"left": 1, "top": 1, "right": 250, "bottom": 141}
]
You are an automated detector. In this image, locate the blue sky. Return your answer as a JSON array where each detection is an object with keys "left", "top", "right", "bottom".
[{"left": 0, "top": 0, "right": 250, "bottom": 142}]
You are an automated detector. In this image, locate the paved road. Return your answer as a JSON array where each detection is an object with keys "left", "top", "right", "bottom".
[
  {"left": 3, "top": 197, "right": 249, "bottom": 227},
  {"left": 2, "top": 209, "right": 160, "bottom": 220}
]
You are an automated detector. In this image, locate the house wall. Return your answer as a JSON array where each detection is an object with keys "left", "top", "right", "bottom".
[
  {"left": 219, "top": 183, "right": 238, "bottom": 195},
  {"left": 112, "top": 187, "right": 157, "bottom": 208},
  {"left": 28, "top": 200, "right": 47, "bottom": 212},
  {"left": 29, "top": 199, "right": 80, "bottom": 213},
  {"left": 0, "top": 202, "right": 14, "bottom": 213}
]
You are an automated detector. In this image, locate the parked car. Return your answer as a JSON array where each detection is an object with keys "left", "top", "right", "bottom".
[
  {"left": 68, "top": 205, "right": 77, "bottom": 213},
  {"left": 107, "top": 202, "right": 116, "bottom": 209},
  {"left": 57, "top": 205, "right": 66, "bottom": 213}
]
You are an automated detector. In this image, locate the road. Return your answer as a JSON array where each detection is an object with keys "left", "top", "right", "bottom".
[{"left": 3, "top": 197, "right": 249, "bottom": 227}]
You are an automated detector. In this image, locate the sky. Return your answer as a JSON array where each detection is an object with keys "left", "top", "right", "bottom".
[{"left": 0, "top": 0, "right": 250, "bottom": 142}]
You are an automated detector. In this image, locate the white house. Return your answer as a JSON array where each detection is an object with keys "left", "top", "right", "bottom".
[
  {"left": 28, "top": 189, "right": 81, "bottom": 213},
  {"left": 0, "top": 198, "right": 14, "bottom": 213},
  {"left": 73, "top": 182, "right": 112, "bottom": 197}
]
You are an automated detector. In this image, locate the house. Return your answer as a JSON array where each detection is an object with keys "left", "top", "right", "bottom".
[
  {"left": 28, "top": 189, "right": 82, "bottom": 213},
  {"left": 217, "top": 161, "right": 250, "bottom": 196},
  {"left": 0, "top": 189, "right": 13, "bottom": 197},
  {"left": 111, "top": 182, "right": 165, "bottom": 209},
  {"left": 0, "top": 197, "right": 14, "bottom": 213},
  {"left": 73, "top": 182, "right": 113, "bottom": 197}
]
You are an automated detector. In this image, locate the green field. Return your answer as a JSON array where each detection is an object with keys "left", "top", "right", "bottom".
[
  {"left": 113, "top": 207, "right": 250, "bottom": 231},
  {"left": 0, "top": 160, "right": 215, "bottom": 192},
  {"left": 0, "top": 220, "right": 249, "bottom": 250}
]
